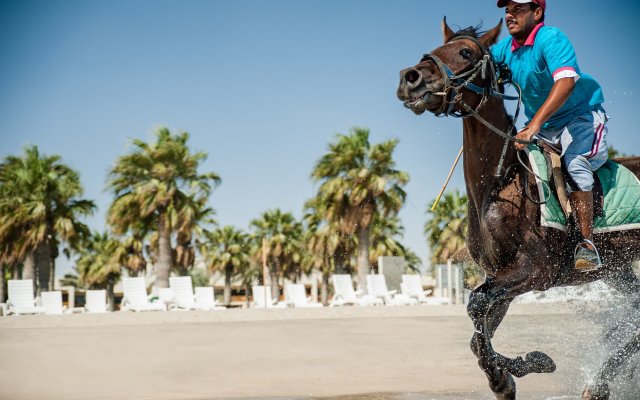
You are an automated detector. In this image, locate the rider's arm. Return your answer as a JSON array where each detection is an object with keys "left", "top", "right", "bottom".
[{"left": 514, "top": 77, "right": 575, "bottom": 150}]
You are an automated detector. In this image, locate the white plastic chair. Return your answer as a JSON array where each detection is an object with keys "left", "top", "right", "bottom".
[
  {"left": 169, "top": 276, "right": 198, "bottom": 310},
  {"left": 367, "top": 274, "right": 417, "bottom": 306},
  {"left": 285, "top": 283, "right": 323, "bottom": 308},
  {"left": 400, "top": 274, "right": 448, "bottom": 305},
  {"left": 158, "top": 287, "right": 177, "bottom": 310},
  {"left": 85, "top": 290, "right": 109, "bottom": 313},
  {"left": 6, "top": 279, "right": 46, "bottom": 315},
  {"left": 252, "top": 285, "right": 285, "bottom": 308},
  {"left": 41, "top": 291, "right": 68, "bottom": 315},
  {"left": 121, "top": 277, "right": 165, "bottom": 312},
  {"left": 194, "top": 286, "right": 225, "bottom": 310},
  {"left": 329, "top": 275, "right": 383, "bottom": 307}
]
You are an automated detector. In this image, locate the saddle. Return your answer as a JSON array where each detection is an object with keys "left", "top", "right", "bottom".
[{"left": 539, "top": 142, "right": 604, "bottom": 219}]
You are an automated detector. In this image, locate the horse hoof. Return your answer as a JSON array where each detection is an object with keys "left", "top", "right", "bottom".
[
  {"left": 491, "top": 371, "right": 516, "bottom": 400},
  {"left": 582, "top": 383, "right": 610, "bottom": 400},
  {"left": 525, "top": 351, "right": 556, "bottom": 373}
]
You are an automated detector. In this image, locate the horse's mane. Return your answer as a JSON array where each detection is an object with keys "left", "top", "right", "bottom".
[{"left": 452, "top": 24, "right": 485, "bottom": 39}]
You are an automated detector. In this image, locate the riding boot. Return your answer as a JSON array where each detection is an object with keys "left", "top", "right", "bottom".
[{"left": 569, "top": 191, "right": 602, "bottom": 271}]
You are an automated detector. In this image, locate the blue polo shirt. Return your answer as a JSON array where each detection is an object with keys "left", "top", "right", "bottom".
[{"left": 490, "top": 24, "right": 604, "bottom": 131}]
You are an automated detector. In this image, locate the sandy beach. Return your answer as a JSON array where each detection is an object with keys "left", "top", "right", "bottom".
[{"left": 0, "top": 304, "right": 636, "bottom": 400}]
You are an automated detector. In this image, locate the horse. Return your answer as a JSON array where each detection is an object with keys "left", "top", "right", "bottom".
[{"left": 396, "top": 18, "right": 640, "bottom": 400}]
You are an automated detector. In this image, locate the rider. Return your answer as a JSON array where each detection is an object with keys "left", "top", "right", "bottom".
[{"left": 490, "top": 0, "right": 608, "bottom": 272}]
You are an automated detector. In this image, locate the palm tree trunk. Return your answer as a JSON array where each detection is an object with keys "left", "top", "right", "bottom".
[
  {"left": 244, "top": 283, "right": 251, "bottom": 308},
  {"left": 23, "top": 251, "right": 36, "bottom": 282},
  {"left": 13, "top": 263, "right": 21, "bottom": 279},
  {"left": 106, "top": 280, "right": 115, "bottom": 311},
  {"left": 321, "top": 270, "right": 329, "bottom": 305},
  {"left": 270, "top": 260, "right": 280, "bottom": 301},
  {"left": 35, "top": 241, "right": 51, "bottom": 296},
  {"left": 224, "top": 264, "right": 232, "bottom": 306},
  {"left": 49, "top": 254, "right": 56, "bottom": 291},
  {"left": 0, "top": 263, "right": 6, "bottom": 303},
  {"left": 156, "top": 213, "right": 172, "bottom": 289},
  {"left": 356, "top": 227, "right": 370, "bottom": 293}
]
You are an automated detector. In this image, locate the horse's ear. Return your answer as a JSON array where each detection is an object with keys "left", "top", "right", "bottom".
[
  {"left": 479, "top": 19, "right": 503, "bottom": 47},
  {"left": 442, "top": 16, "right": 455, "bottom": 43}
]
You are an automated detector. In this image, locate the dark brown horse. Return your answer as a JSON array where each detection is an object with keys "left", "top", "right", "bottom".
[{"left": 397, "top": 18, "right": 640, "bottom": 400}]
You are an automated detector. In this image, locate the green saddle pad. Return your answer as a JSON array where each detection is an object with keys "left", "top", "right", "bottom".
[{"left": 526, "top": 144, "right": 640, "bottom": 233}]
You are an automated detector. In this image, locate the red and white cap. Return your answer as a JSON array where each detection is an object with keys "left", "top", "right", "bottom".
[{"left": 497, "top": 0, "right": 546, "bottom": 11}]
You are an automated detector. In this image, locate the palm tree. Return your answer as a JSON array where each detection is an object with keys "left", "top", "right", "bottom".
[
  {"left": 302, "top": 197, "right": 347, "bottom": 304},
  {"left": 75, "top": 231, "right": 122, "bottom": 310},
  {"left": 107, "top": 127, "right": 220, "bottom": 289},
  {"left": 368, "top": 214, "right": 421, "bottom": 273},
  {"left": 200, "top": 225, "right": 250, "bottom": 306},
  {"left": 173, "top": 194, "right": 216, "bottom": 276},
  {"left": 0, "top": 146, "right": 95, "bottom": 295},
  {"left": 250, "top": 209, "right": 303, "bottom": 300},
  {"left": 311, "top": 127, "right": 408, "bottom": 292},
  {"left": 424, "top": 190, "right": 467, "bottom": 265}
]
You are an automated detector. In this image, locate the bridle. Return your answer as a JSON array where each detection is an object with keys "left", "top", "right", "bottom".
[
  {"left": 419, "top": 35, "right": 546, "bottom": 187},
  {"left": 419, "top": 35, "right": 530, "bottom": 146}
]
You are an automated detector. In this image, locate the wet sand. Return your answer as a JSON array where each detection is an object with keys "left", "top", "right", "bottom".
[{"left": 0, "top": 304, "right": 633, "bottom": 400}]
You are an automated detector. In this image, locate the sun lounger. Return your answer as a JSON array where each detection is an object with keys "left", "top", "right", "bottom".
[
  {"left": 158, "top": 287, "right": 177, "bottom": 310},
  {"left": 367, "top": 274, "right": 418, "bottom": 306},
  {"left": 284, "top": 283, "right": 323, "bottom": 308},
  {"left": 85, "top": 290, "right": 109, "bottom": 313},
  {"left": 401, "top": 275, "right": 450, "bottom": 305},
  {"left": 194, "top": 286, "right": 226, "bottom": 310},
  {"left": 252, "top": 285, "right": 286, "bottom": 308},
  {"left": 169, "top": 276, "right": 198, "bottom": 310},
  {"left": 6, "top": 279, "right": 46, "bottom": 315},
  {"left": 329, "top": 274, "right": 383, "bottom": 307},
  {"left": 121, "top": 277, "right": 166, "bottom": 312}
]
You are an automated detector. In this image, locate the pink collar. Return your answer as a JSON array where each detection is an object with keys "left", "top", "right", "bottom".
[{"left": 511, "top": 23, "right": 545, "bottom": 52}]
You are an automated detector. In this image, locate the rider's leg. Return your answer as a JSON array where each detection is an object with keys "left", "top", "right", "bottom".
[
  {"left": 569, "top": 189, "right": 601, "bottom": 270},
  {"left": 561, "top": 108, "right": 609, "bottom": 271}
]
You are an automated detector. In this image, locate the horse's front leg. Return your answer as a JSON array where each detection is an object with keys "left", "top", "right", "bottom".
[
  {"left": 468, "top": 279, "right": 558, "bottom": 399},
  {"left": 468, "top": 281, "right": 517, "bottom": 400}
]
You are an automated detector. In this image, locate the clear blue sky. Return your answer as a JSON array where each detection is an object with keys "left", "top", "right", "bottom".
[{"left": 1, "top": 0, "right": 639, "bottom": 277}]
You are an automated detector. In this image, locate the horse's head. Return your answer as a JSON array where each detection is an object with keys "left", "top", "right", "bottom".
[{"left": 396, "top": 18, "right": 503, "bottom": 117}]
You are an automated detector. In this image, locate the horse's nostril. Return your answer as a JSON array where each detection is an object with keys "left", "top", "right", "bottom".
[{"left": 405, "top": 69, "right": 421, "bottom": 85}]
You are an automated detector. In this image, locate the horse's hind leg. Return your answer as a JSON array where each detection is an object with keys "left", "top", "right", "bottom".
[
  {"left": 582, "top": 266, "right": 640, "bottom": 400},
  {"left": 582, "top": 329, "right": 640, "bottom": 400}
]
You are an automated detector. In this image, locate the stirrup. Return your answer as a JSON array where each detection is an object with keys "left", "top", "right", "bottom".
[{"left": 574, "top": 239, "right": 602, "bottom": 272}]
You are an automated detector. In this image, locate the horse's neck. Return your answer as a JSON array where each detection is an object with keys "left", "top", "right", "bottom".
[{"left": 462, "top": 101, "right": 517, "bottom": 208}]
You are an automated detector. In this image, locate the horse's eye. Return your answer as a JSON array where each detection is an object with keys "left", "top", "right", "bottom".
[{"left": 460, "top": 49, "right": 472, "bottom": 60}]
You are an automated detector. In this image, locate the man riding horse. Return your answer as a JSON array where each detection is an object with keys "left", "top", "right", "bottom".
[{"left": 492, "top": 0, "right": 608, "bottom": 271}]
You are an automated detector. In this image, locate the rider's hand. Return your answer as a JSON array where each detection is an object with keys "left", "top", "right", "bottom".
[{"left": 514, "top": 124, "right": 540, "bottom": 150}]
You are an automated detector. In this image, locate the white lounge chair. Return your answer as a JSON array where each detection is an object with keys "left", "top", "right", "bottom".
[
  {"left": 401, "top": 275, "right": 449, "bottom": 305},
  {"left": 252, "top": 285, "right": 285, "bottom": 308},
  {"left": 121, "top": 277, "right": 166, "bottom": 312},
  {"left": 285, "top": 283, "right": 323, "bottom": 308},
  {"left": 41, "top": 291, "right": 75, "bottom": 315},
  {"left": 194, "top": 286, "right": 225, "bottom": 310},
  {"left": 329, "top": 274, "right": 383, "bottom": 307},
  {"left": 6, "top": 279, "right": 46, "bottom": 315},
  {"left": 169, "top": 276, "right": 198, "bottom": 310},
  {"left": 85, "top": 290, "right": 109, "bottom": 313},
  {"left": 367, "top": 274, "right": 417, "bottom": 306},
  {"left": 158, "top": 287, "right": 177, "bottom": 310}
]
